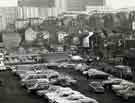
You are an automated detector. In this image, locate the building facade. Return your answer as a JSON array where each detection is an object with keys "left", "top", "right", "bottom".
[
  {"left": 0, "top": 7, "right": 17, "bottom": 31},
  {"left": 17, "top": 0, "right": 106, "bottom": 18},
  {"left": 66, "top": 0, "right": 105, "bottom": 11}
]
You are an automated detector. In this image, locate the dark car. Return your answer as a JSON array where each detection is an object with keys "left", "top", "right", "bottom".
[{"left": 113, "top": 65, "right": 133, "bottom": 80}]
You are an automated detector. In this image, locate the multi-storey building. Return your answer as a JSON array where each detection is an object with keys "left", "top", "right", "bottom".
[
  {"left": 17, "top": 0, "right": 106, "bottom": 18},
  {"left": 65, "top": 0, "right": 105, "bottom": 11},
  {"left": 0, "top": 7, "right": 17, "bottom": 31}
]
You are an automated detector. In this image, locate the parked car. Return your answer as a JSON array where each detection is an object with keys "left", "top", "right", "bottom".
[
  {"left": 89, "top": 81, "right": 104, "bottom": 93},
  {"left": 58, "top": 62, "right": 76, "bottom": 69},
  {"left": 0, "top": 53, "right": 6, "bottom": 70},
  {"left": 74, "top": 63, "right": 89, "bottom": 72},
  {"left": 12, "top": 65, "right": 35, "bottom": 73},
  {"left": 113, "top": 65, "right": 133, "bottom": 80},
  {"left": 116, "top": 86, "right": 135, "bottom": 96},
  {"left": 102, "top": 77, "right": 122, "bottom": 88},
  {"left": 51, "top": 74, "right": 77, "bottom": 86},
  {"left": 17, "top": 70, "right": 35, "bottom": 79},
  {"left": 37, "top": 85, "right": 98, "bottom": 103},
  {"left": 85, "top": 69, "right": 109, "bottom": 79},
  {"left": 27, "top": 79, "right": 49, "bottom": 93},
  {"left": 46, "top": 71, "right": 59, "bottom": 79},
  {"left": 47, "top": 62, "right": 59, "bottom": 69},
  {"left": 15, "top": 69, "right": 46, "bottom": 79},
  {"left": 112, "top": 80, "right": 134, "bottom": 92},
  {"left": 70, "top": 55, "right": 84, "bottom": 62},
  {"left": 37, "top": 85, "right": 61, "bottom": 97},
  {"left": 44, "top": 86, "right": 98, "bottom": 103},
  {"left": 21, "top": 74, "right": 48, "bottom": 86},
  {"left": 6, "top": 65, "right": 16, "bottom": 71}
]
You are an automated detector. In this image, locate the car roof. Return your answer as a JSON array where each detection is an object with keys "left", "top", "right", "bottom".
[
  {"left": 115, "top": 65, "right": 130, "bottom": 69},
  {"left": 36, "top": 79, "right": 49, "bottom": 82},
  {"left": 27, "top": 73, "right": 47, "bottom": 76}
]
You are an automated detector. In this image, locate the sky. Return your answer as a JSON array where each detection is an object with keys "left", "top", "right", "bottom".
[
  {"left": 106, "top": 0, "right": 135, "bottom": 9},
  {"left": 0, "top": 0, "right": 17, "bottom": 7},
  {"left": 0, "top": 0, "right": 135, "bottom": 9}
]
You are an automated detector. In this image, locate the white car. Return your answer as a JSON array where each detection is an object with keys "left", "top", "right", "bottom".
[
  {"left": 87, "top": 69, "right": 109, "bottom": 79},
  {"left": 112, "top": 80, "right": 134, "bottom": 92},
  {"left": 27, "top": 79, "right": 49, "bottom": 93},
  {"left": 102, "top": 77, "right": 122, "bottom": 87},
  {"left": 75, "top": 63, "right": 89, "bottom": 72},
  {"left": 37, "top": 85, "right": 62, "bottom": 96},
  {"left": 116, "top": 86, "right": 135, "bottom": 96},
  {"left": 37, "top": 85, "right": 98, "bottom": 103},
  {"left": 70, "top": 55, "right": 84, "bottom": 61},
  {"left": 21, "top": 74, "right": 48, "bottom": 86},
  {"left": 58, "top": 62, "right": 76, "bottom": 69},
  {"left": 0, "top": 52, "right": 6, "bottom": 71}
]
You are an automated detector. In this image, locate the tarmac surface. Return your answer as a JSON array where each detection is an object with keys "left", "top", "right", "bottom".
[{"left": 0, "top": 70, "right": 45, "bottom": 103}]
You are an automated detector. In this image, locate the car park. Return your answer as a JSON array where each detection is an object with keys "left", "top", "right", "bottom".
[{"left": 89, "top": 81, "right": 104, "bottom": 93}]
